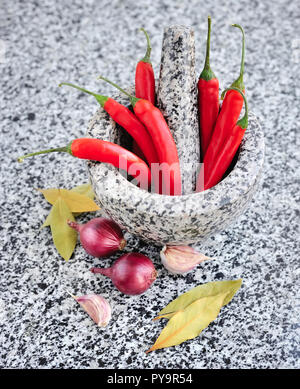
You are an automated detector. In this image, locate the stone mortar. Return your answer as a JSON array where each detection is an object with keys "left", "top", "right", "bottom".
[{"left": 86, "top": 85, "right": 265, "bottom": 246}]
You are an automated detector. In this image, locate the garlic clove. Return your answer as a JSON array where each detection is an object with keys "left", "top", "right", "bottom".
[
  {"left": 160, "top": 245, "right": 212, "bottom": 275},
  {"left": 68, "top": 292, "right": 111, "bottom": 327}
]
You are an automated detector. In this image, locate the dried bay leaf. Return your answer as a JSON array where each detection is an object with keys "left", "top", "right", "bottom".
[
  {"left": 71, "top": 183, "right": 94, "bottom": 200},
  {"left": 41, "top": 212, "right": 52, "bottom": 228},
  {"left": 36, "top": 188, "right": 60, "bottom": 204},
  {"left": 38, "top": 183, "right": 100, "bottom": 261},
  {"left": 147, "top": 280, "right": 243, "bottom": 352},
  {"left": 49, "top": 197, "right": 78, "bottom": 261},
  {"left": 146, "top": 292, "right": 228, "bottom": 353},
  {"left": 71, "top": 184, "right": 96, "bottom": 216},
  {"left": 38, "top": 188, "right": 100, "bottom": 212},
  {"left": 58, "top": 188, "right": 100, "bottom": 212},
  {"left": 154, "top": 279, "right": 242, "bottom": 320}
]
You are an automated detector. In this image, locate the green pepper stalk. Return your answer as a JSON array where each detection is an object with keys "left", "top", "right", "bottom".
[{"left": 230, "top": 24, "right": 245, "bottom": 92}]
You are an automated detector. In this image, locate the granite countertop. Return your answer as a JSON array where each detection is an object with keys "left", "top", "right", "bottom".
[{"left": 0, "top": 0, "right": 299, "bottom": 369}]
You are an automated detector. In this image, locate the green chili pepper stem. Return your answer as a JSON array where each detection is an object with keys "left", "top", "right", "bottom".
[
  {"left": 98, "top": 76, "right": 139, "bottom": 107},
  {"left": 17, "top": 144, "right": 72, "bottom": 163},
  {"left": 230, "top": 24, "right": 245, "bottom": 91},
  {"left": 200, "top": 16, "right": 216, "bottom": 81},
  {"left": 221, "top": 87, "right": 248, "bottom": 129},
  {"left": 59, "top": 82, "right": 109, "bottom": 108},
  {"left": 140, "top": 28, "right": 152, "bottom": 63}
]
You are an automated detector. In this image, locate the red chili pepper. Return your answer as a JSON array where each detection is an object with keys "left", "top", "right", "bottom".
[
  {"left": 133, "top": 28, "right": 156, "bottom": 166},
  {"left": 135, "top": 28, "right": 155, "bottom": 105},
  {"left": 196, "top": 24, "right": 246, "bottom": 191},
  {"left": 17, "top": 138, "right": 152, "bottom": 189},
  {"left": 131, "top": 142, "right": 146, "bottom": 189},
  {"left": 99, "top": 76, "right": 182, "bottom": 196},
  {"left": 198, "top": 16, "right": 219, "bottom": 159},
  {"left": 203, "top": 87, "right": 248, "bottom": 191},
  {"left": 59, "top": 82, "right": 159, "bottom": 169}
]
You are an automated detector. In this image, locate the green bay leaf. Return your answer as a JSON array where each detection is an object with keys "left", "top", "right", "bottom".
[
  {"left": 156, "top": 279, "right": 242, "bottom": 320},
  {"left": 49, "top": 197, "right": 78, "bottom": 261}
]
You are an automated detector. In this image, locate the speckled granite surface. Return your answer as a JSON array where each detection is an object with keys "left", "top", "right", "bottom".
[{"left": 0, "top": 0, "right": 299, "bottom": 369}]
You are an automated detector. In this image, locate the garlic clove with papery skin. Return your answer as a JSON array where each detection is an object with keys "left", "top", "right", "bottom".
[
  {"left": 68, "top": 292, "right": 111, "bottom": 327},
  {"left": 160, "top": 245, "right": 212, "bottom": 275}
]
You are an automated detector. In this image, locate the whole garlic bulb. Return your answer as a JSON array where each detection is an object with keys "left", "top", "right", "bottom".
[{"left": 160, "top": 245, "right": 212, "bottom": 275}]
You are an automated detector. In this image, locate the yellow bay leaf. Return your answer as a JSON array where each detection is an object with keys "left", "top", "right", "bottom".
[
  {"left": 155, "top": 279, "right": 242, "bottom": 320},
  {"left": 146, "top": 292, "right": 228, "bottom": 353},
  {"left": 71, "top": 183, "right": 94, "bottom": 200},
  {"left": 38, "top": 188, "right": 100, "bottom": 212},
  {"left": 59, "top": 189, "right": 100, "bottom": 212},
  {"left": 41, "top": 212, "right": 52, "bottom": 228},
  {"left": 37, "top": 188, "right": 60, "bottom": 204},
  {"left": 71, "top": 183, "right": 96, "bottom": 216},
  {"left": 49, "top": 197, "right": 78, "bottom": 261}
]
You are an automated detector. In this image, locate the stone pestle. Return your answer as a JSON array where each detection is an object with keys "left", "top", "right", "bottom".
[{"left": 157, "top": 25, "right": 200, "bottom": 195}]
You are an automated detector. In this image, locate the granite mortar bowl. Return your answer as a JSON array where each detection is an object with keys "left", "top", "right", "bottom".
[{"left": 87, "top": 87, "right": 265, "bottom": 246}]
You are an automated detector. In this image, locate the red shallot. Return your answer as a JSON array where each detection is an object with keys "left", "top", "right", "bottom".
[
  {"left": 67, "top": 217, "right": 126, "bottom": 258},
  {"left": 90, "top": 253, "right": 157, "bottom": 295}
]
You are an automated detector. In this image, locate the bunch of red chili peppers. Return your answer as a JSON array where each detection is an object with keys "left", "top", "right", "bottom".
[
  {"left": 196, "top": 18, "right": 247, "bottom": 192},
  {"left": 18, "top": 19, "right": 248, "bottom": 197}
]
